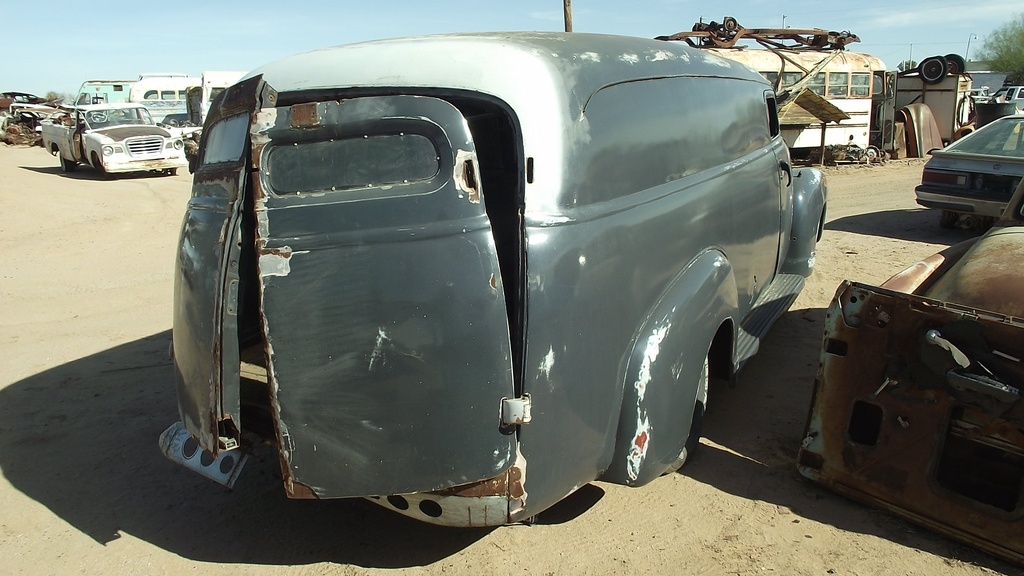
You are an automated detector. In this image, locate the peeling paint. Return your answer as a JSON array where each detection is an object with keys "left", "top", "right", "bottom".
[
  {"left": 539, "top": 346, "right": 556, "bottom": 380},
  {"left": 508, "top": 445, "right": 529, "bottom": 519},
  {"left": 635, "top": 325, "right": 669, "bottom": 402},
  {"left": 259, "top": 252, "right": 291, "bottom": 277},
  {"left": 258, "top": 247, "right": 306, "bottom": 278},
  {"left": 369, "top": 328, "right": 390, "bottom": 372},
  {"left": 251, "top": 108, "right": 277, "bottom": 142},
  {"left": 647, "top": 50, "right": 678, "bottom": 62},
  {"left": 453, "top": 148, "right": 481, "bottom": 203},
  {"left": 626, "top": 415, "right": 651, "bottom": 481},
  {"left": 618, "top": 53, "right": 640, "bottom": 65},
  {"left": 577, "top": 51, "right": 601, "bottom": 63}
]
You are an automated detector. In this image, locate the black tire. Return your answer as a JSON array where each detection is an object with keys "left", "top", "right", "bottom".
[
  {"left": 939, "top": 209, "right": 959, "bottom": 229},
  {"left": 59, "top": 154, "right": 77, "bottom": 172},
  {"left": 944, "top": 54, "right": 966, "bottom": 76},
  {"left": 671, "top": 355, "right": 708, "bottom": 471},
  {"left": 919, "top": 56, "right": 948, "bottom": 84},
  {"left": 91, "top": 153, "right": 113, "bottom": 179}
]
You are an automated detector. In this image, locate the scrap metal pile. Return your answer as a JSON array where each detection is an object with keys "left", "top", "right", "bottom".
[
  {"left": 655, "top": 16, "right": 859, "bottom": 51},
  {"left": 1, "top": 92, "right": 63, "bottom": 147}
]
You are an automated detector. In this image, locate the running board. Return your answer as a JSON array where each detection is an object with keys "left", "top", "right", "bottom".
[{"left": 735, "top": 273, "right": 805, "bottom": 367}]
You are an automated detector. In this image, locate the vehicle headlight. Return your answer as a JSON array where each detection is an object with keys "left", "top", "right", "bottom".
[
  {"left": 173, "top": 139, "right": 184, "bottom": 150},
  {"left": 102, "top": 145, "right": 114, "bottom": 156}
]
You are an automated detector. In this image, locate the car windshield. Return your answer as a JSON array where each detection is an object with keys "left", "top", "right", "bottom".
[
  {"left": 947, "top": 117, "right": 1024, "bottom": 158},
  {"left": 84, "top": 107, "right": 155, "bottom": 129}
]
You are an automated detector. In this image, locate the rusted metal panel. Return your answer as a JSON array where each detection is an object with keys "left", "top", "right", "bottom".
[
  {"left": 249, "top": 96, "right": 517, "bottom": 498},
  {"left": 799, "top": 281, "right": 1024, "bottom": 566},
  {"left": 171, "top": 75, "right": 267, "bottom": 454}
]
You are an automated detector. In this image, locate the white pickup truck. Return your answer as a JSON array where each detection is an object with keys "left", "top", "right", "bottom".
[
  {"left": 41, "top": 103, "right": 188, "bottom": 176},
  {"left": 992, "top": 85, "right": 1024, "bottom": 108}
]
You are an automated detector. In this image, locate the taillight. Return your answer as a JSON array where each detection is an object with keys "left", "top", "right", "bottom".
[{"left": 921, "top": 169, "right": 968, "bottom": 187}]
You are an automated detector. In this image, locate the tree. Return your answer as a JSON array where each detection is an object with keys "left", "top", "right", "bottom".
[{"left": 977, "top": 13, "right": 1024, "bottom": 84}]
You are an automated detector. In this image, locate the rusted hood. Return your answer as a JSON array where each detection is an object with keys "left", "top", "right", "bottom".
[
  {"left": 924, "top": 227, "right": 1024, "bottom": 318},
  {"left": 94, "top": 125, "right": 172, "bottom": 141}
]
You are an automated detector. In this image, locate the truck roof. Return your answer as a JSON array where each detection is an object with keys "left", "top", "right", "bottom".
[{"left": 247, "top": 32, "right": 767, "bottom": 102}]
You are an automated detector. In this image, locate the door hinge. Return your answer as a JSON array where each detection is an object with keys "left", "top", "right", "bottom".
[{"left": 501, "top": 394, "right": 532, "bottom": 426}]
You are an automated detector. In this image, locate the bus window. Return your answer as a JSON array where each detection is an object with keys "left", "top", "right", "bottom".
[
  {"left": 781, "top": 72, "right": 802, "bottom": 87},
  {"left": 828, "top": 72, "right": 849, "bottom": 97},
  {"left": 161, "top": 90, "right": 177, "bottom": 100},
  {"left": 851, "top": 73, "right": 871, "bottom": 97},
  {"left": 144, "top": 90, "right": 159, "bottom": 100},
  {"left": 809, "top": 72, "right": 826, "bottom": 96}
]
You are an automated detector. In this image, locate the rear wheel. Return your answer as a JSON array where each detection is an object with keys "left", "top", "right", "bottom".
[
  {"left": 939, "top": 209, "right": 959, "bottom": 229},
  {"left": 671, "top": 354, "right": 709, "bottom": 470}
]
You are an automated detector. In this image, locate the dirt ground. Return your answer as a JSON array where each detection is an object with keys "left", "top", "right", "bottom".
[{"left": 0, "top": 144, "right": 1017, "bottom": 576}]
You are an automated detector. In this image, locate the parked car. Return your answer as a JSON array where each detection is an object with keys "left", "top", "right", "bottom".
[
  {"left": 799, "top": 179, "right": 1024, "bottom": 566},
  {"left": 916, "top": 113, "right": 1024, "bottom": 228},
  {"left": 992, "top": 85, "right": 1024, "bottom": 108},
  {"left": 40, "top": 103, "right": 188, "bottom": 176},
  {"left": 0, "top": 91, "right": 47, "bottom": 111},
  {"left": 160, "top": 32, "right": 828, "bottom": 527}
]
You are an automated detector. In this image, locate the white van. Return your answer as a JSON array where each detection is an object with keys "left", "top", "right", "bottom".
[{"left": 128, "top": 73, "right": 199, "bottom": 123}]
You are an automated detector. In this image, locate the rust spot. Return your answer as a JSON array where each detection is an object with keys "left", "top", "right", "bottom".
[
  {"left": 259, "top": 246, "right": 293, "bottom": 258},
  {"left": 507, "top": 466, "right": 525, "bottom": 500},
  {"left": 437, "top": 471, "right": 509, "bottom": 498},
  {"left": 250, "top": 142, "right": 267, "bottom": 174},
  {"left": 285, "top": 479, "right": 319, "bottom": 499},
  {"left": 489, "top": 273, "right": 498, "bottom": 290},
  {"left": 633, "top": 430, "right": 649, "bottom": 450},
  {"left": 289, "top": 102, "right": 321, "bottom": 128}
]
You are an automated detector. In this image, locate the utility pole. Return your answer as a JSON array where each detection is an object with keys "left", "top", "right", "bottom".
[
  {"left": 564, "top": 0, "right": 572, "bottom": 32},
  {"left": 966, "top": 33, "right": 977, "bottom": 61}
]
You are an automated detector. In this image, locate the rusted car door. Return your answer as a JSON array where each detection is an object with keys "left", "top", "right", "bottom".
[
  {"left": 249, "top": 96, "right": 517, "bottom": 497},
  {"left": 172, "top": 75, "right": 267, "bottom": 451}
]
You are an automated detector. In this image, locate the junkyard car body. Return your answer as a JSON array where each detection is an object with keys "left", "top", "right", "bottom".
[
  {"left": 40, "top": 103, "right": 188, "bottom": 175},
  {"left": 0, "top": 91, "right": 46, "bottom": 111},
  {"left": 162, "top": 32, "right": 827, "bottom": 526},
  {"left": 916, "top": 113, "right": 1024, "bottom": 227},
  {"left": 799, "top": 180, "right": 1024, "bottom": 565}
]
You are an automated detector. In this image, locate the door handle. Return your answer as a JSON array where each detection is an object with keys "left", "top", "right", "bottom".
[{"left": 779, "top": 160, "right": 792, "bottom": 187}]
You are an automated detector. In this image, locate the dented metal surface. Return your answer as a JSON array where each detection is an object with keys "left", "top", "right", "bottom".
[
  {"left": 165, "top": 33, "right": 827, "bottom": 527},
  {"left": 800, "top": 282, "right": 1024, "bottom": 565}
]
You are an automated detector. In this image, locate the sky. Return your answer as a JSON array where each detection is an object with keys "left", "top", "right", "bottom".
[{"left": 5, "top": 0, "right": 1021, "bottom": 97}]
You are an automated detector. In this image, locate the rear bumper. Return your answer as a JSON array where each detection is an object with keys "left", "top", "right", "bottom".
[
  {"left": 915, "top": 187, "right": 1007, "bottom": 217},
  {"left": 159, "top": 421, "right": 248, "bottom": 488}
]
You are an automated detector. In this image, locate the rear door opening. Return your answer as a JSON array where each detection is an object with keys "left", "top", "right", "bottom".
[{"left": 231, "top": 93, "right": 526, "bottom": 497}]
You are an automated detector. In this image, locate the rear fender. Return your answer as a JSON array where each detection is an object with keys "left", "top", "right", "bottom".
[
  {"left": 781, "top": 167, "right": 827, "bottom": 277},
  {"left": 601, "top": 249, "right": 738, "bottom": 486}
]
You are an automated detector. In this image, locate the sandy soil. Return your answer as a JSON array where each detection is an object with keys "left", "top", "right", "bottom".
[{"left": 0, "top": 144, "right": 1016, "bottom": 576}]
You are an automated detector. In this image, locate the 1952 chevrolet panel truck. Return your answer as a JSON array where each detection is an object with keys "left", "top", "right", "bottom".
[
  {"left": 41, "top": 103, "right": 188, "bottom": 176},
  {"left": 160, "top": 32, "right": 828, "bottom": 526}
]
